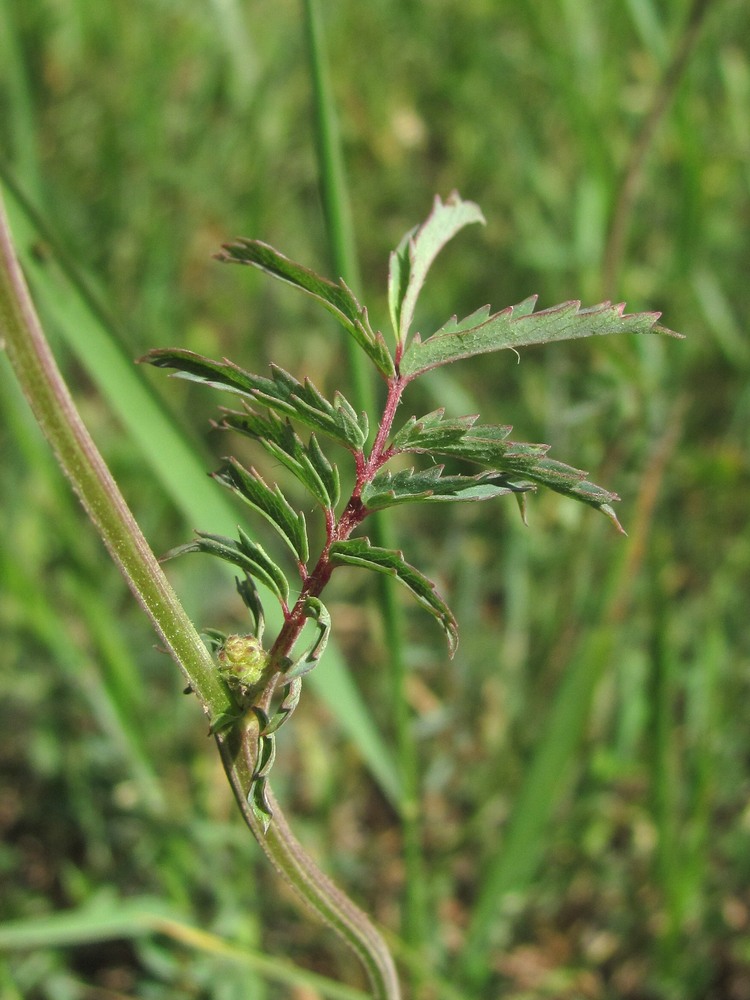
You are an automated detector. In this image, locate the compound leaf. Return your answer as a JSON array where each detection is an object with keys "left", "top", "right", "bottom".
[
  {"left": 162, "top": 529, "right": 290, "bottom": 607},
  {"left": 390, "top": 417, "right": 624, "bottom": 527},
  {"left": 390, "top": 409, "right": 508, "bottom": 452},
  {"left": 141, "top": 349, "right": 368, "bottom": 451},
  {"left": 329, "top": 537, "right": 458, "bottom": 654},
  {"left": 400, "top": 297, "right": 681, "bottom": 378},
  {"left": 362, "top": 465, "right": 528, "bottom": 510},
  {"left": 389, "top": 192, "right": 485, "bottom": 345},
  {"left": 213, "top": 459, "right": 309, "bottom": 564},
  {"left": 396, "top": 420, "right": 623, "bottom": 529},
  {"left": 215, "top": 239, "right": 396, "bottom": 378},
  {"left": 223, "top": 407, "right": 340, "bottom": 510}
]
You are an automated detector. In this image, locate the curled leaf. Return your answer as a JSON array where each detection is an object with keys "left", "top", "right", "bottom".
[
  {"left": 389, "top": 192, "right": 486, "bottom": 345},
  {"left": 215, "top": 240, "right": 395, "bottom": 378},
  {"left": 329, "top": 537, "right": 458, "bottom": 655}
]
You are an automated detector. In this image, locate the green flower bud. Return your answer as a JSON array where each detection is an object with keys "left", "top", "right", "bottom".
[{"left": 217, "top": 634, "right": 269, "bottom": 694}]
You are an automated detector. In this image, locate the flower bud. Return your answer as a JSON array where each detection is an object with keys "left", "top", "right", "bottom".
[{"left": 217, "top": 634, "right": 269, "bottom": 693}]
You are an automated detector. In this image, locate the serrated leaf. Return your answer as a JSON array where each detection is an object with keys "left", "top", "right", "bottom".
[
  {"left": 397, "top": 421, "right": 623, "bottom": 528},
  {"left": 213, "top": 459, "right": 309, "bottom": 564},
  {"left": 431, "top": 426, "right": 549, "bottom": 466},
  {"left": 223, "top": 407, "right": 340, "bottom": 509},
  {"left": 388, "top": 192, "right": 485, "bottom": 345},
  {"left": 391, "top": 408, "right": 510, "bottom": 452},
  {"left": 306, "top": 433, "right": 340, "bottom": 508},
  {"left": 329, "top": 538, "right": 458, "bottom": 655},
  {"left": 362, "top": 465, "right": 528, "bottom": 510},
  {"left": 163, "top": 530, "right": 290, "bottom": 606},
  {"left": 214, "top": 239, "right": 396, "bottom": 378},
  {"left": 399, "top": 297, "right": 681, "bottom": 378},
  {"left": 265, "top": 365, "right": 369, "bottom": 450},
  {"left": 141, "top": 349, "right": 369, "bottom": 451}
]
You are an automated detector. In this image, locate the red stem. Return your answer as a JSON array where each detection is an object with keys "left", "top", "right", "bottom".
[{"left": 263, "top": 373, "right": 408, "bottom": 694}]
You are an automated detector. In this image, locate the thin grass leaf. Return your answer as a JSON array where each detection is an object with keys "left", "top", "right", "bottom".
[
  {"left": 0, "top": 895, "right": 371, "bottom": 999},
  {"left": 214, "top": 239, "right": 395, "bottom": 377},
  {"left": 460, "top": 628, "right": 613, "bottom": 984},
  {"left": 329, "top": 537, "right": 458, "bottom": 655}
]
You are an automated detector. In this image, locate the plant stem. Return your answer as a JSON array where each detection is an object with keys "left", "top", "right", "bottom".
[
  {"left": 0, "top": 189, "right": 400, "bottom": 1000},
  {"left": 601, "top": 0, "right": 714, "bottom": 296},
  {"left": 217, "top": 721, "right": 400, "bottom": 1000},
  {"left": 0, "top": 190, "right": 229, "bottom": 722},
  {"left": 302, "top": 2, "right": 429, "bottom": 980}
]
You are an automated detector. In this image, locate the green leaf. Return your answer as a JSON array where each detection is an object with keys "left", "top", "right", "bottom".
[
  {"left": 399, "top": 296, "right": 682, "bottom": 378},
  {"left": 361, "top": 465, "right": 527, "bottom": 510},
  {"left": 214, "top": 240, "right": 396, "bottom": 378},
  {"left": 213, "top": 459, "right": 309, "bottom": 564},
  {"left": 249, "top": 777, "right": 274, "bottom": 832},
  {"left": 306, "top": 433, "right": 340, "bottom": 508},
  {"left": 248, "top": 722, "right": 277, "bottom": 832},
  {"left": 396, "top": 421, "right": 624, "bottom": 529},
  {"left": 390, "top": 408, "right": 509, "bottom": 452},
  {"left": 223, "top": 407, "right": 340, "bottom": 509},
  {"left": 388, "top": 192, "right": 485, "bottom": 345},
  {"left": 163, "top": 529, "right": 290, "bottom": 607},
  {"left": 263, "top": 678, "right": 302, "bottom": 736},
  {"left": 282, "top": 597, "right": 332, "bottom": 681},
  {"left": 235, "top": 573, "right": 266, "bottom": 638},
  {"left": 329, "top": 538, "right": 458, "bottom": 655},
  {"left": 141, "top": 349, "right": 369, "bottom": 451},
  {"left": 408, "top": 422, "right": 544, "bottom": 465}
]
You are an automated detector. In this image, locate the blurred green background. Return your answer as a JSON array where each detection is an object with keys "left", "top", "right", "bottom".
[{"left": 2, "top": 1, "right": 750, "bottom": 997}]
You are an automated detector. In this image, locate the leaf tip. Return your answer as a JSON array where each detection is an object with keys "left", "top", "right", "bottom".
[
  {"left": 601, "top": 503, "right": 627, "bottom": 535},
  {"left": 655, "top": 322, "right": 685, "bottom": 339},
  {"left": 515, "top": 492, "right": 529, "bottom": 526},
  {"left": 447, "top": 629, "right": 459, "bottom": 658},
  {"left": 444, "top": 189, "right": 487, "bottom": 226}
]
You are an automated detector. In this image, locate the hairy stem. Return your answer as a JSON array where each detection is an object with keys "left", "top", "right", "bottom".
[
  {"left": 0, "top": 190, "right": 229, "bottom": 722},
  {"left": 217, "top": 721, "right": 400, "bottom": 1000},
  {"left": 0, "top": 189, "right": 399, "bottom": 999}
]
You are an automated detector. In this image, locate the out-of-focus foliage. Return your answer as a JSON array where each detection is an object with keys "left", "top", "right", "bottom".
[{"left": 2, "top": 1, "right": 749, "bottom": 997}]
